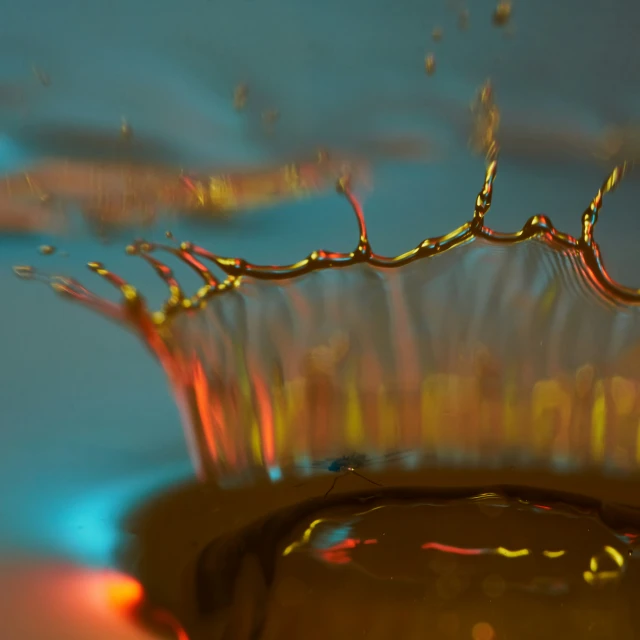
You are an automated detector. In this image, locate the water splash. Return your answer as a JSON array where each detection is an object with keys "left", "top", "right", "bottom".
[{"left": 14, "top": 151, "right": 640, "bottom": 483}]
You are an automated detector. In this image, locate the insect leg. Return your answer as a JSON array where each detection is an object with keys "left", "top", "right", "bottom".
[
  {"left": 350, "top": 470, "right": 383, "bottom": 488},
  {"left": 323, "top": 475, "right": 341, "bottom": 498}
]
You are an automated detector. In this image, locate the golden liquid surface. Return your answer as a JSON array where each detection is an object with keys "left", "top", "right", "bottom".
[{"left": 124, "top": 476, "right": 640, "bottom": 640}]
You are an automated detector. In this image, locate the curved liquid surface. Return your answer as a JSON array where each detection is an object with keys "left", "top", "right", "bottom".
[{"left": 15, "top": 160, "right": 640, "bottom": 485}]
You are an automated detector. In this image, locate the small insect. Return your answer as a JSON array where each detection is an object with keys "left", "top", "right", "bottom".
[{"left": 298, "top": 450, "right": 413, "bottom": 498}]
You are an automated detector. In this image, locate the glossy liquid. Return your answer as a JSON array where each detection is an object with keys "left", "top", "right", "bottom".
[
  {"left": 13, "top": 149, "right": 640, "bottom": 485},
  {"left": 156, "top": 485, "right": 640, "bottom": 639}
]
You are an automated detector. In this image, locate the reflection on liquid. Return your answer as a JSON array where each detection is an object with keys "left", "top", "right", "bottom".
[
  {"left": 0, "top": 151, "right": 365, "bottom": 238},
  {"left": 193, "top": 487, "right": 640, "bottom": 639}
]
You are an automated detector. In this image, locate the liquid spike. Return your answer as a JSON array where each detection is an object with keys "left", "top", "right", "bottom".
[
  {"left": 13, "top": 158, "right": 640, "bottom": 343},
  {"left": 581, "top": 162, "right": 634, "bottom": 247}
]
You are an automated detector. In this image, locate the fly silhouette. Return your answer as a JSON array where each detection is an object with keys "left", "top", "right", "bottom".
[{"left": 295, "top": 450, "right": 412, "bottom": 497}]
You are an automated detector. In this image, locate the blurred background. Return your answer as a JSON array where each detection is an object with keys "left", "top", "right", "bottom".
[{"left": 2, "top": 0, "right": 640, "bottom": 637}]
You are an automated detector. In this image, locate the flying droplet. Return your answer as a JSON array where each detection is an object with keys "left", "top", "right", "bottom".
[
  {"left": 120, "top": 118, "right": 133, "bottom": 141},
  {"left": 234, "top": 84, "right": 248, "bottom": 111},
  {"left": 13, "top": 265, "right": 35, "bottom": 279},
  {"left": 38, "top": 244, "right": 56, "bottom": 256},
  {"left": 425, "top": 54, "right": 436, "bottom": 76},
  {"left": 458, "top": 9, "right": 470, "bottom": 30},
  {"left": 492, "top": 1, "right": 512, "bottom": 27}
]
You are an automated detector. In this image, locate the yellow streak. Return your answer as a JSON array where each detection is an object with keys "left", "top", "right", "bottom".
[
  {"left": 251, "top": 419, "right": 263, "bottom": 465},
  {"left": 378, "top": 385, "right": 395, "bottom": 449},
  {"left": 282, "top": 519, "right": 323, "bottom": 556},
  {"left": 345, "top": 365, "right": 365, "bottom": 448},
  {"left": 583, "top": 570, "right": 622, "bottom": 586},
  {"left": 591, "top": 380, "right": 606, "bottom": 462},
  {"left": 604, "top": 545, "right": 625, "bottom": 568},
  {"left": 531, "top": 379, "right": 570, "bottom": 451},
  {"left": 496, "top": 547, "right": 530, "bottom": 558}
]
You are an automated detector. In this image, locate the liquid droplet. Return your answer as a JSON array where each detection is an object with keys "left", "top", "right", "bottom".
[
  {"left": 234, "top": 84, "right": 248, "bottom": 111},
  {"left": 13, "top": 265, "right": 35, "bottom": 279},
  {"left": 425, "top": 54, "right": 436, "bottom": 76},
  {"left": 458, "top": 9, "right": 470, "bottom": 30},
  {"left": 492, "top": 1, "right": 512, "bottom": 27},
  {"left": 120, "top": 118, "right": 133, "bottom": 141}
]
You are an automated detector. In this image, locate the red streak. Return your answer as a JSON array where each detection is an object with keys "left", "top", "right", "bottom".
[
  {"left": 193, "top": 359, "right": 220, "bottom": 464},
  {"left": 421, "top": 542, "right": 484, "bottom": 556},
  {"left": 252, "top": 367, "right": 276, "bottom": 466},
  {"left": 318, "top": 537, "right": 360, "bottom": 565}
]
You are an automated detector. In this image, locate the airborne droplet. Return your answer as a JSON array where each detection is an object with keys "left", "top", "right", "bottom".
[
  {"left": 13, "top": 265, "right": 35, "bottom": 279},
  {"left": 425, "top": 54, "right": 436, "bottom": 76},
  {"left": 492, "top": 1, "right": 512, "bottom": 27}
]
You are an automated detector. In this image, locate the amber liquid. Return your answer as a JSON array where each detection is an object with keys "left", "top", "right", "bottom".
[{"left": 125, "top": 478, "right": 640, "bottom": 640}]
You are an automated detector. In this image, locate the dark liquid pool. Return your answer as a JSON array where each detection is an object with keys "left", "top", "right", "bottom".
[{"left": 122, "top": 473, "right": 640, "bottom": 640}]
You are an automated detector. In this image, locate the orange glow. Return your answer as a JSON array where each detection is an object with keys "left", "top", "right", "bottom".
[
  {"left": 472, "top": 621, "right": 496, "bottom": 640},
  {"left": 104, "top": 574, "right": 143, "bottom": 611},
  {"left": 252, "top": 366, "right": 276, "bottom": 466},
  {"left": 193, "top": 359, "right": 220, "bottom": 464},
  {"left": 151, "top": 609, "right": 191, "bottom": 640},
  {"left": 104, "top": 572, "right": 191, "bottom": 640}
]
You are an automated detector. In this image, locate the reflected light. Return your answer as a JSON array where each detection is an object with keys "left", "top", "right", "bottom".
[
  {"left": 52, "top": 463, "right": 191, "bottom": 567},
  {"left": 0, "top": 564, "right": 160, "bottom": 640},
  {"left": 105, "top": 573, "right": 144, "bottom": 610}
]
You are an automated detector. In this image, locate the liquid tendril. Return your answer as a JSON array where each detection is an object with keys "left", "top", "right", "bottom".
[
  {"left": 14, "top": 153, "right": 637, "bottom": 335},
  {"left": 13, "top": 153, "right": 640, "bottom": 483}
]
